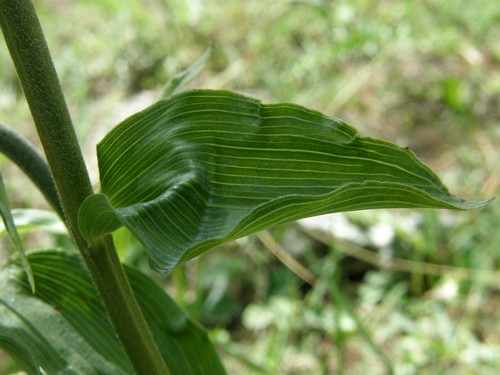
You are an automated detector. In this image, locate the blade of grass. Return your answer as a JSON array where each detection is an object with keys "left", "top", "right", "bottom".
[
  {"left": 256, "top": 230, "right": 316, "bottom": 286},
  {"left": 161, "top": 47, "right": 212, "bottom": 99},
  {"left": 0, "top": 173, "right": 35, "bottom": 293},
  {"left": 328, "top": 247, "right": 394, "bottom": 375},
  {"left": 301, "top": 224, "right": 500, "bottom": 289}
]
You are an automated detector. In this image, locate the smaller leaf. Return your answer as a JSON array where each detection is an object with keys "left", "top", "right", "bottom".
[
  {"left": 0, "top": 173, "right": 34, "bottom": 293},
  {"left": 161, "top": 47, "right": 212, "bottom": 99},
  {"left": 0, "top": 208, "right": 66, "bottom": 236}
]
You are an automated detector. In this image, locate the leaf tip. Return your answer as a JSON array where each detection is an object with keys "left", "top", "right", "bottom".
[{"left": 443, "top": 194, "right": 495, "bottom": 210}]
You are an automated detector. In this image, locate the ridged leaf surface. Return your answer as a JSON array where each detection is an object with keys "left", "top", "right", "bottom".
[
  {"left": 0, "top": 250, "right": 226, "bottom": 374},
  {"left": 79, "top": 90, "right": 491, "bottom": 273}
]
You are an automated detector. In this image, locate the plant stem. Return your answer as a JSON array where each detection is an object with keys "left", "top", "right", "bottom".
[
  {"left": 0, "top": 124, "right": 64, "bottom": 219},
  {"left": 0, "top": 1, "right": 170, "bottom": 373},
  {"left": 89, "top": 235, "right": 171, "bottom": 375}
]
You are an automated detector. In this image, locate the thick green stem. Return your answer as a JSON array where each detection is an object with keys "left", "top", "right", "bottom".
[
  {"left": 0, "top": 1, "right": 169, "bottom": 374},
  {"left": 0, "top": 123, "right": 64, "bottom": 219},
  {"left": 89, "top": 235, "right": 171, "bottom": 375},
  {"left": 0, "top": 4, "right": 90, "bottom": 242}
]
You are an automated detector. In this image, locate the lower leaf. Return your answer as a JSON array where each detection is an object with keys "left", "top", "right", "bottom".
[{"left": 0, "top": 249, "right": 226, "bottom": 375}]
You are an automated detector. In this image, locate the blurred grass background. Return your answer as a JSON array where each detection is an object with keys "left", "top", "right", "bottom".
[{"left": 0, "top": 0, "right": 499, "bottom": 374}]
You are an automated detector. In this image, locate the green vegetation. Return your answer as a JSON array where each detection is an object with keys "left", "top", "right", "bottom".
[{"left": 1, "top": 0, "right": 498, "bottom": 374}]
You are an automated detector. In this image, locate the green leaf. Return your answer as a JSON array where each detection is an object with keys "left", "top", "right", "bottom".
[
  {"left": 0, "top": 173, "right": 35, "bottom": 293},
  {"left": 79, "top": 90, "right": 492, "bottom": 273},
  {"left": 0, "top": 250, "right": 226, "bottom": 375},
  {"left": 0, "top": 208, "right": 66, "bottom": 236},
  {"left": 161, "top": 47, "right": 212, "bottom": 99}
]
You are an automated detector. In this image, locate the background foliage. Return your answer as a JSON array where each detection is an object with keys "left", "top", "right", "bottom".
[{"left": 1, "top": 0, "right": 498, "bottom": 374}]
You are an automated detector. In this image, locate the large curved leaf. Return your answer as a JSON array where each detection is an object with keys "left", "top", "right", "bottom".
[
  {"left": 79, "top": 90, "right": 491, "bottom": 273},
  {"left": 0, "top": 250, "right": 226, "bottom": 374}
]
